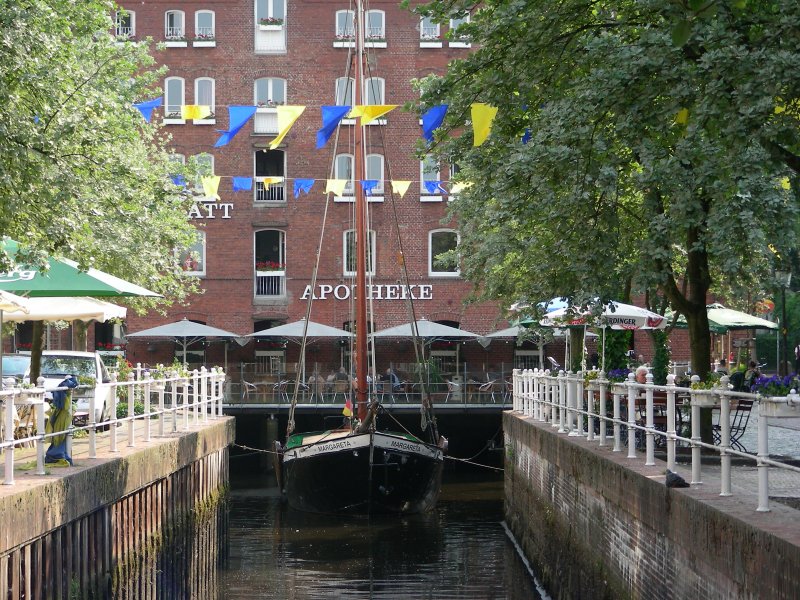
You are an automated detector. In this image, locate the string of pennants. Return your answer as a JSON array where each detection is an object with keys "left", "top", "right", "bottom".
[{"left": 133, "top": 98, "right": 503, "bottom": 198}]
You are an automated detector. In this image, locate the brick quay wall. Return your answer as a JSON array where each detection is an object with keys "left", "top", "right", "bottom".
[
  {"left": 503, "top": 412, "right": 800, "bottom": 599},
  {"left": 0, "top": 418, "right": 234, "bottom": 599}
]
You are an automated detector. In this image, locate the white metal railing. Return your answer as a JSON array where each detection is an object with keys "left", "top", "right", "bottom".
[
  {"left": 255, "top": 271, "right": 286, "bottom": 296},
  {"left": 511, "top": 368, "right": 800, "bottom": 512},
  {"left": 255, "top": 179, "right": 285, "bottom": 202},
  {"left": 165, "top": 26, "right": 184, "bottom": 39},
  {"left": 1, "top": 367, "right": 226, "bottom": 486},
  {"left": 253, "top": 108, "right": 279, "bottom": 134}
]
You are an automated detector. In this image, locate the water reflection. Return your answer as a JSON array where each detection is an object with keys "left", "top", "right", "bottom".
[{"left": 219, "top": 473, "right": 546, "bottom": 599}]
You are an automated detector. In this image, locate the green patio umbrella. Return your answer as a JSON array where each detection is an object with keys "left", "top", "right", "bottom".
[{"left": 0, "top": 239, "right": 160, "bottom": 297}]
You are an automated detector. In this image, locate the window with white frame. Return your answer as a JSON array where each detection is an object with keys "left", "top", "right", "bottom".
[
  {"left": 366, "top": 154, "right": 384, "bottom": 193},
  {"left": 115, "top": 10, "right": 135, "bottom": 38},
  {"left": 365, "top": 10, "right": 385, "bottom": 40},
  {"left": 336, "top": 77, "right": 354, "bottom": 106},
  {"left": 167, "top": 153, "right": 186, "bottom": 166},
  {"left": 449, "top": 14, "right": 470, "bottom": 44},
  {"left": 254, "top": 150, "right": 285, "bottom": 202},
  {"left": 164, "top": 77, "right": 185, "bottom": 117},
  {"left": 255, "top": 229, "right": 286, "bottom": 272},
  {"left": 335, "top": 154, "right": 354, "bottom": 195},
  {"left": 195, "top": 10, "right": 214, "bottom": 39},
  {"left": 420, "top": 16, "right": 439, "bottom": 41},
  {"left": 255, "top": 77, "right": 286, "bottom": 105},
  {"left": 420, "top": 155, "right": 441, "bottom": 195},
  {"left": 336, "top": 10, "right": 355, "bottom": 38},
  {"left": 429, "top": 230, "right": 460, "bottom": 276},
  {"left": 344, "top": 229, "right": 375, "bottom": 276},
  {"left": 256, "top": 0, "right": 286, "bottom": 23},
  {"left": 365, "top": 77, "right": 385, "bottom": 105},
  {"left": 191, "top": 153, "right": 214, "bottom": 191},
  {"left": 195, "top": 78, "right": 215, "bottom": 117},
  {"left": 165, "top": 10, "right": 185, "bottom": 39},
  {"left": 179, "top": 230, "right": 206, "bottom": 275}
]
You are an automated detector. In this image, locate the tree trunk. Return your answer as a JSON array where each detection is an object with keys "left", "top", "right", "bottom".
[
  {"left": 569, "top": 328, "right": 583, "bottom": 372},
  {"left": 30, "top": 321, "right": 45, "bottom": 383}
]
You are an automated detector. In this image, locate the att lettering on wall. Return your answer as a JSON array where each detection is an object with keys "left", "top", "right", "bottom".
[{"left": 188, "top": 201, "right": 233, "bottom": 219}]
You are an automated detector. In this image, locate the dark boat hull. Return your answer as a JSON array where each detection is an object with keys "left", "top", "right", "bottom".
[{"left": 283, "top": 432, "right": 444, "bottom": 515}]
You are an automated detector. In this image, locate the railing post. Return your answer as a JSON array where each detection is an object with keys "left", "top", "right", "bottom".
[
  {"left": 127, "top": 372, "right": 136, "bottom": 448},
  {"left": 756, "top": 399, "right": 770, "bottom": 512},
  {"left": 626, "top": 374, "right": 637, "bottom": 459},
  {"left": 645, "top": 372, "right": 655, "bottom": 466},
  {"left": 586, "top": 377, "right": 595, "bottom": 442},
  {"left": 598, "top": 373, "right": 607, "bottom": 447},
  {"left": 3, "top": 394, "right": 15, "bottom": 485},
  {"left": 109, "top": 373, "right": 118, "bottom": 453},
  {"left": 573, "top": 374, "right": 584, "bottom": 437},
  {"left": 218, "top": 369, "right": 225, "bottom": 416},
  {"left": 201, "top": 367, "right": 209, "bottom": 423},
  {"left": 690, "top": 375, "right": 702, "bottom": 485},
  {"left": 144, "top": 371, "right": 152, "bottom": 443},
  {"left": 718, "top": 376, "right": 732, "bottom": 497},
  {"left": 612, "top": 387, "right": 622, "bottom": 452},
  {"left": 666, "top": 374, "right": 677, "bottom": 471},
  {"left": 512, "top": 369, "right": 520, "bottom": 412},
  {"left": 157, "top": 377, "right": 165, "bottom": 437},
  {"left": 193, "top": 369, "right": 200, "bottom": 427},
  {"left": 88, "top": 393, "right": 97, "bottom": 459},
  {"left": 170, "top": 372, "right": 178, "bottom": 433},
  {"left": 557, "top": 370, "right": 566, "bottom": 433},
  {"left": 183, "top": 374, "right": 190, "bottom": 431},
  {"left": 35, "top": 395, "right": 46, "bottom": 475}
]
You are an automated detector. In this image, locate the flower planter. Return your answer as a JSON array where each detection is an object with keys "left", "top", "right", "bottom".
[
  {"left": 333, "top": 41, "right": 355, "bottom": 48},
  {"left": 192, "top": 40, "right": 216, "bottom": 47},
  {"left": 419, "top": 41, "right": 443, "bottom": 48},
  {"left": 164, "top": 40, "right": 188, "bottom": 48},
  {"left": 259, "top": 24, "right": 283, "bottom": 31},
  {"left": 690, "top": 393, "right": 717, "bottom": 407},
  {"left": 760, "top": 397, "right": 800, "bottom": 418}
]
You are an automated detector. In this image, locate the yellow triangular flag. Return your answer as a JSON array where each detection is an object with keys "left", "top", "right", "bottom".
[
  {"left": 261, "top": 176, "right": 284, "bottom": 185},
  {"left": 182, "top": 105, "right": 211, "bottom": 120},
  {"left": 675, "top": 108, "right": 689, "bottom": 125},
  {"left": 391, "top": 180, "right": 412, "bottom": 198},
  {"left": 347, "top": 106, "right": 365, "bottom": 119},
  {"left": 269, "top": 106, "right": 306, "bottom": 149},
  {"left": 325, "top": 179, "right": 348, "bottom": 196},
  {"left": 358, "top": 105, "right": 398, "bottom": 125},
  {"left": 471, "top": 103, "right": 498, "bottom": 146},
  {"left": 201, "top": 175, "right": 221, "bottom": 200},
  {"left": 780, "top": 177, "right": 791, "bottom": 190},
  {"left": 450, "top": 181, "right": 473, "bottom": 195},
  {"left": 195, "top": 105, "right": 212, "bottom": 120}
]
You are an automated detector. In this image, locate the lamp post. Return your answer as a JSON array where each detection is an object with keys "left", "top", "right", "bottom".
[{"left": 776, "top": 269, "right": 792, "bottom": 376}]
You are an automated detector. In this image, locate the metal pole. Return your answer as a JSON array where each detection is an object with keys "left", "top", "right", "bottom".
[{"left": 781, "top": 285, "right": 788, "bottom": 376}]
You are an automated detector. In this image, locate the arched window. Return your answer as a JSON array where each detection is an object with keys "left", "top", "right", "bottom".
[
  {"left": 449, "top": 14, "right": 471, "bottom": 46},
  {"left": 256, "top": 0, "right": 286, "bottom": 22},
  {"left": 164, "top": 77, "right": 185, "bottom": 117},
  {"left": 365, "top": 10, "right": 385, "bottom": 39},
  {"left": 335, "top": 77, "right": 354, "bottom": 106},
  {"left": 254, "top": 229, "right": 287, "bottom": 297},
  {"left": 429, "top": 230, "right": 459, "bottom": 276},
  {"left": 420, "top": 16, "right": 439, "bottom": 41},
  {"left": 343, "top": 229, "right": 375, "bottom": 276},
  {"left": 335, "top": 10, "right": 354, "bottom": 38},
  {"left": 366, "top": 154, "right": 384, "bottom": 193},
  {"left": 179, "top": 230, "right": 206, "bottom": 276},
  {"left": 335, "top": 153, "right": 354, "bottom": 195},
  {"left": 195, "top": 10, "right": 215, "bottom": 39},
  {"left": 191, "top": 153, "right": 214, "bottom": 191},
  {"left": 254, "top": 77, "right": 287, "bottom": 105},
  {"left": 115, "top": 10, "right": 135, "bottom": 39},
  {"left": 195, "top": 78, "right": 215, "bottom": 116},
  {"left": 365, "top": 77, "right": 385, "bottom": 105},
  {"left": 165, "top": 10, "right": 185, "bottom": 39}
]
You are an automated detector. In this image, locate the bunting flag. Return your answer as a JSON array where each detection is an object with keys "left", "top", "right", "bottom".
[
  {"left": 182, "top": 105, "right": 212, "bottom": 120},
  {"left": 391, "top": 180, "right": 411, "bottom": 197},
  {"left": 261, "top": 176, "right": 285, "bottom": 185},
  {"left": 471, "top": 103, "right": 498, "bottom": 146},
  {"left": 421, "top": 105, "right": 448, "bottom": 142},
  {"left": 780, "top": 177, "right": 791, "bottom": 190},
  {"left": 521, "top": 128, "right": 532, "bottom": 144},
  {"left": 201, "top": 175, "right": 221, "bottom": 200},
  {"left": 360, "top": 180, "right": 379, "bottom": 196},
  {"left": 232, "top": 177, "right": 253, "bottom": 191},
  {"left": 294, "top": 178, "right": 314, "bottom": 197},
  {"left": 353, "top": 104, "right": 398, "bottom": 125},
  {"left": 325, "top": 179, "right": 348, "bottom": 196},
  {"left": 214, "top": 105, "right": 258, "bottom": 147},
  {"left": 316, "top": 106, "right": 352, "bottom": 148},
  {"left": 450, "top": 181, "right": 472, "bottom": 194},
  {"left": 133, "top": 97, "right": 162, "bottom": 123},
  {"left": 424, "top": 180, "right": 447, "bottom": 194},
  {"left": 675, "top": 108, "right": 689, "bottom": 125},
  {"left": 342, "top": 398, "right": 353, "bottom": 417},
  {"left": 170, "top": 174, "right": 187, "bottom": 188},
  {"left": 269, "top": 105, "right": 306, "bottom": 149}
]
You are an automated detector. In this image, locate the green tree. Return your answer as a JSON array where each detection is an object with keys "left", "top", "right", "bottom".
[
  {"left": 411, "top": 0, "right": 800, "bottom": 382},
  {"left": 0, "top": 0, "right": 199, "bottom": 308}
]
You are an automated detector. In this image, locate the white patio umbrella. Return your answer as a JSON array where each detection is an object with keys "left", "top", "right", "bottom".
[
  {"left": 127, "top": 318, "right": 242, "bottom": 369},
  {"left": 372, "top": 319, "right": 479, "bottom": 339},
  {"left": 0, "top": 291, "right": 31, "bottom": 383},
  {"left": 1, "top": 296, "right": 126, "bottom": 323}
]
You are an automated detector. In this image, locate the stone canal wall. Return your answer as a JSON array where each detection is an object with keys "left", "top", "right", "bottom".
[
  {"left": 503, "top": 412, "right": 800, "bottom": 599},
  {"left": 0, "top": 418, "right": 234, "bottom": 599}
]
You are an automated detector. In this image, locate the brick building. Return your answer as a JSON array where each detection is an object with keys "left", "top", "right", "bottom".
[{"left": 114, "top": 0, "right": 525, "bottom": 381}]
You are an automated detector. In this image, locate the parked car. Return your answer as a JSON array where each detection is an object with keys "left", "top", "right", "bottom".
[{"left": 4, "top": 351, "right": 114, "bottom": 423}]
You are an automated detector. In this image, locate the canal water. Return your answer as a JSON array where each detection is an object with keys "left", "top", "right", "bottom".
[{"left": 218, "top": 467, "right": 548, "bottom": 599}]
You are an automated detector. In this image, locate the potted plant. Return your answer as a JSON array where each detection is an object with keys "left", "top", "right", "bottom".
[
  {"left": 259, "top": 17, "right": 284, "bottom": 30},
  {"left": 255, "top": 260, "right": 286, "bottom": 273}
]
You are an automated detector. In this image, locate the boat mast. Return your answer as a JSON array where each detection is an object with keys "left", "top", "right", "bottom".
[{"left": 354, "top": 0, "right": 368, "bottom": 421}]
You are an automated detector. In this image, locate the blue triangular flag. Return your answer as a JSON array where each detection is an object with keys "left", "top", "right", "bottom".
[
  {"left": 294, "top": 179, "right": 314, "bottom": 198},
  {"left": 521, "top": 128, "right": 532, "bottom": 144},
  {"left": 232, "top": 177, "right": 253, "bottom": 192},
  {"left": 316, "top": 106, "right": 352, "bottom": 148},
  {"left": 170, "top": 174, "right": 186, "bottom": 188},
  {"left": 133, "top": 97, "right": 163, "bottom": 123},
  {"left": 421, "top": 105, "right": 448, "bottom": 142},
  {"left": 360, "top": 180, "right": 379, "bottom": 196},
  {"left": 424, "top": 180, "right": 446, "bottom": 194},
  {"left": 214, "top": 105, "right": 257, "bottom": 147}
]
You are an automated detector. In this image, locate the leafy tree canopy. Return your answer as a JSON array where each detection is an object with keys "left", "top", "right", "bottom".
[
  {"left": 409, "top": 0, "right": 800, "bottom": 374},
  {"left": 0, "top": 0, "right": 200, "bottom": 310}
]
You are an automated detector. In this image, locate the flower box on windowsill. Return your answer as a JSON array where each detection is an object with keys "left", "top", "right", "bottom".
[
  {"left": 420, "top": 195, "right": 444, "bottom": 203},
  {"left": 164, "top": 39, "right": 188, "bottom": 48},
  {"left": 194, "top": 118, "right": 216, "bottom": 125},
  {"left": 333, "top": 40, "right": 355, "bottom": 48},
  {"left": 259, "top": 24, "right": 284, "bottom": 31},
  {"left": 192, "top": 39, "right": 216, "bottom": 47},
  {"left": 256, "top": 270, "right": 286, "bottom": 277},
  {"left": 419, "top": 40, "right": 443, "bottom": 48},
  {"left": 163, "top": 118, "right": 186, "bottom": 125},
  {"left": 365, "top": 40, "right": 386, "bottom": 48},
  {"left": 449, "top": 40, "right": 471, "bottom": 48}
]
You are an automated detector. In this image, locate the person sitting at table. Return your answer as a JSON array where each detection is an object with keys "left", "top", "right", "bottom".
[
  {"left": 715, "top": 359, "right": 728, "bottom": 375},
  {"left": 744, "top": 361, "right": 760, "bottom": 390},
  {"left": 635, "top": 365, "right": 649, "bottom": 384},
  {"left": 384, "top": 368, "right": 402, "bottom": 392}
]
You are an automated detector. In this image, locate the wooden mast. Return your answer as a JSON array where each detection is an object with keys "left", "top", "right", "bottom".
[{"left": 354, "top": 0, "right": 368, "bottom": 421}]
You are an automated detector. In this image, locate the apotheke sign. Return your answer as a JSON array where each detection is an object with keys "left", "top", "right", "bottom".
[{"left": 301, "top": 283, "right": 433, "bottom": 301}]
